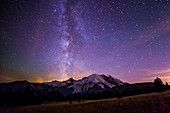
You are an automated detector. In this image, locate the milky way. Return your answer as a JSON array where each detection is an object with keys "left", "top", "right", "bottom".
[
  {"left": 0, "top": 0, "right": 170, "bottom": 83},
  {"left": 57, "top": 0, "right": 88, "bottom": 78}
]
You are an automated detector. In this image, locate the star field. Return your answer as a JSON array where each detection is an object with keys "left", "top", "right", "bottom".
[{"left": 0, "top": 0, "right": 170, "bottom": 83}]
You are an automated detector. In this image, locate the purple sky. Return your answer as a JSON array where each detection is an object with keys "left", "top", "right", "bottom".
[{"left": 1, "top": 0, "right": 170, "bottom": 83}]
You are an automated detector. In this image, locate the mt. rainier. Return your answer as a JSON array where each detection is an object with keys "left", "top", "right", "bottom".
[
  {"left": 44, "top": 74, "right": 125, "bottom": 94},
  {"left": 69, "top": 74, "right": 124, "bottom": 93}
]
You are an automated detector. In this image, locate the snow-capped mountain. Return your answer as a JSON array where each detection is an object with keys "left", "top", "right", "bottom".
[
  {"left": 44, "top": 74, "right": 125, "bottom": 94},
  {"left": 44, "top": 77, "right": 76, "bottom": 87},
  {"left": 69, "top": 74, "right": 124, "bottom": 93},
  {"left": 0, "top": 74, "right": 125, "bottom": 100},
  {"left": 0, "top": 74, "right": 157, "bottom": 106}
]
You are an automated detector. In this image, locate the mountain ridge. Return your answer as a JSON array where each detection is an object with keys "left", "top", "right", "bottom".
[
  {"left": 44, "top": 73, "right": 125, "bottom": 93},
  {"left": 0, "top": 73, "right": 158, "bottom": 106},
  {"left": 0, "top": 74, "right": 125, "bottom": 95}
]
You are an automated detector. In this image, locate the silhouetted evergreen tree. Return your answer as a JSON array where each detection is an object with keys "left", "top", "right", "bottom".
[
  {"left": 165, "top": 82, "right": 170, "bottom": 89},
  {"left": 154, "top": 77, "right": 164, "bottom": 92}
]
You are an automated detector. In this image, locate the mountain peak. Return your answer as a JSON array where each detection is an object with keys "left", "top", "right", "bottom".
[
  {"left": 69, "top": 73, "right": 124, "bottom": 93},
  {"left": 67, "top": 77, "right": 75, "bottom": 81},
  {"left": 44, "top": 73, "right": 125, "bottom": 93}
]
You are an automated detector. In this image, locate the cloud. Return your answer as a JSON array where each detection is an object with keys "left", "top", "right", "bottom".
[
  {"left": 148, "top": 68, "right": 170, "bottom": 76},
  {"left": 144, "top": 68, "right": 170, "bottom": 82}
]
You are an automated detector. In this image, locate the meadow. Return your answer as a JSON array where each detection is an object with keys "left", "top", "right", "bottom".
[{"left": 1, "top": 90, "right": 170, "bottom": 113}]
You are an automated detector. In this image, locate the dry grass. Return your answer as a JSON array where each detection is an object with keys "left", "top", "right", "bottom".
[{"left": 1, "top": 90, "right": 170, "bottom": 113}]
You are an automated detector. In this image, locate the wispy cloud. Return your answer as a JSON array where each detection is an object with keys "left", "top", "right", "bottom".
[{"left": 145, "top": 68, "right": 170, "bottom": 83}]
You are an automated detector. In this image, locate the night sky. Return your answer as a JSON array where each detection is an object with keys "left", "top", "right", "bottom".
[{"left": 1, "top": 0, "right": 170, "bottom": 83}]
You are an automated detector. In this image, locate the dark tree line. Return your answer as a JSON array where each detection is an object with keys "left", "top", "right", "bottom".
[{"left": 153, "top": 77, "right": 169, "bottom": 92}]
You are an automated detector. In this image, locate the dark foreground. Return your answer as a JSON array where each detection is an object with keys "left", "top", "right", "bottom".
[{"left": 1, "top": 90, "right": 170, "bottom": 113}]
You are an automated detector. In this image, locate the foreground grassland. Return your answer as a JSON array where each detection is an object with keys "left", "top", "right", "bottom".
[{"left": 1, "top": 90, "right": 170, "bottom": 113}]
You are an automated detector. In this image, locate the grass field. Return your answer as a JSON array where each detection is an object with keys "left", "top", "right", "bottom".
[{"left": 1, "top": 90, "right": 170, "bottom": 113}]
